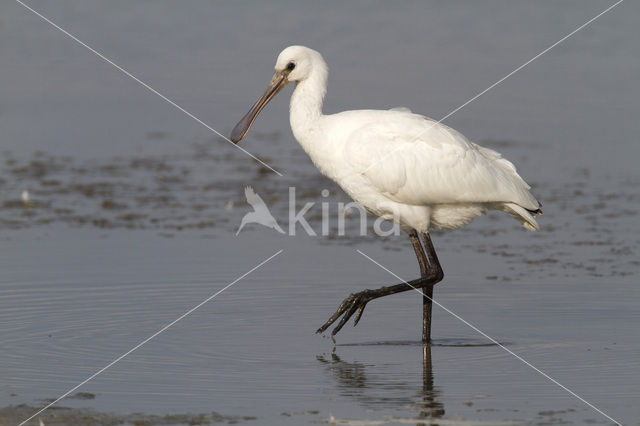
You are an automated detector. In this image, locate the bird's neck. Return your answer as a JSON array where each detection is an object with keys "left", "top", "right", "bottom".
[{"left": 289, "top": 64, "right": 327, "bottom": 148}]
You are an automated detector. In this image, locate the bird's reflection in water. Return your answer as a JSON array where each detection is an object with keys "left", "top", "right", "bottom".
[
  {"left": 317, "top": 343, "right": 444, "bottom": 424},
  {"left": 418, "top": 344, "right": 445, "bottom": 424}
]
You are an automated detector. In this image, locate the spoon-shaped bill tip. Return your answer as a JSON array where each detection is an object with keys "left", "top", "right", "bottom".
[
  {"left": 229, "top": 73, "right": 287, "bottom": 144},
  {"left": 230, "top": 118, "right": 249, "bottom": 143}
]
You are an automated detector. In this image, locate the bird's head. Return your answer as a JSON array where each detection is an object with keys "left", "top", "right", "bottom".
[{"left": 230, "top": 45, "right": 324, "bottom": 143}]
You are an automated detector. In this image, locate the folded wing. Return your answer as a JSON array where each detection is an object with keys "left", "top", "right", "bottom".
[{"left": 344, "top": 113, "right": 540, "bottom": 211}]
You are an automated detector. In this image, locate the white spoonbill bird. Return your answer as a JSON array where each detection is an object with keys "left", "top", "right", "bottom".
[{"left": 231, "top": 46, "right": 542, "bottom": 342}]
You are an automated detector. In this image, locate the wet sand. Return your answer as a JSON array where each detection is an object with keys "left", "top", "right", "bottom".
[{"left": 0, "top": 402, "right": 255, "bottom": 426}]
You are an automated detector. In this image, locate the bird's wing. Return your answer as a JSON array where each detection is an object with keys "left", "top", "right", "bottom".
[
  {"left": 343, "top": 114, "right": 539, "bottom": 209},
  {"left": 244, "top": 186, "right": 264, "bottom": 206},
  {"left": 244, "top": 185, "right": 279, "bottom": 219}
]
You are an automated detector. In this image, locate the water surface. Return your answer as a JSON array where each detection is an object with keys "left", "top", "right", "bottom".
[{"left": 1, "top": 1, "right": 639, "bottom": 425}]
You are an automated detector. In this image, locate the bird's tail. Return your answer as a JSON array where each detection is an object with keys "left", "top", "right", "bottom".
[{"left": 503, "top": 203, "right": 542, "bottom": 231}]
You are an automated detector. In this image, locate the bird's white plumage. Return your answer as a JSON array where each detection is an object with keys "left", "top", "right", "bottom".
[
  {"left": 344, "top": 112, "right": 535, "bottom": 205},
  {"left": 278, "top": 46, "right": 541, "bottom": 233}
]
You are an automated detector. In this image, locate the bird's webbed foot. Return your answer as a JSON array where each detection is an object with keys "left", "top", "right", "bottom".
[{"left": 316, "top": 289, "right": 375, "bottom": 336}]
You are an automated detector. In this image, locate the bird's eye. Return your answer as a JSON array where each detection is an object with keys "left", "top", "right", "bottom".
[{"left": 286, "top": 62, "right": 296, "bottom": 71}]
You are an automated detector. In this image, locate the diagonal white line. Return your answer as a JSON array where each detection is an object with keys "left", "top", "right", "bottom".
[
  {"left": 18, "top": 249, "right": 284, "bottom": 426},
  {"left": 351, "top": 0, "right": 625, "bottom": 179},
  {"left": 438, "top": 0, "right": 625, "bottom": 123},
  {"left": 14, "top": 0, "right": 283, "bottom": 177},
  {"left": 356, "top": 249, "right": 622, "bottom": 426}
]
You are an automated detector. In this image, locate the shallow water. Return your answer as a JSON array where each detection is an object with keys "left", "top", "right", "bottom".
[
  {"left": 2, "top": 225, "right": 639, "bottom": 425},
  {"left": 1, "top": 1, "right": 639, "bottom": 425}
]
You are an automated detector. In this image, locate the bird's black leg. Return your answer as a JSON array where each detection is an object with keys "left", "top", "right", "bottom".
[
  {"left": 419, "top": 232, "right": 443, "bottom": 342},
  {"left": 316, "top": 231, "right": 444, "bottom": 339},
  {"left": 410, "top": 231, "right": 429, "bottom": 276},
  {"left": 410, "top": 231, "right": 435, "bottom": 342}
]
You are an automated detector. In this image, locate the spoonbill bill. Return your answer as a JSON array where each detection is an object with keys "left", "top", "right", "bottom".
[{"left": 230, "top": 46, "right": 541, "bottom": 342}]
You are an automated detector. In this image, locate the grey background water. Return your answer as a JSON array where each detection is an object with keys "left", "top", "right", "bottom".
[{"left": 1, "top": 1, "right": 639, "bottom": 425}]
